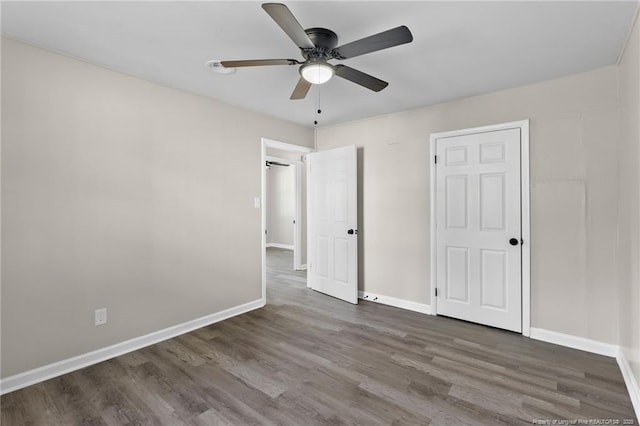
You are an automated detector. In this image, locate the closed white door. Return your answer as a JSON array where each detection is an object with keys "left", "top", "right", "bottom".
[
  {"left": 435, "top": 128, "right": 522, "bottom": 332},
  {"left": 307, "top": 145, "right": 358, "bottom": 304}
]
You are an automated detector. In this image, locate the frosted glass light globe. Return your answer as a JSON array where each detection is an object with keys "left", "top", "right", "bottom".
[{"left": 301, "top": 61, "right": 334, "bottom": 84}]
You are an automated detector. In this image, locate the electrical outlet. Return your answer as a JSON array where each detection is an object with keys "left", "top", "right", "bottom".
[{"left": 94, "top": 308, "right": 107, "bottom": 326}]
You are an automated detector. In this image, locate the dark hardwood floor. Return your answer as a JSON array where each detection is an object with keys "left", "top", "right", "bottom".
[{"left": 2, "top": 247, "right": 637, "bottom": 425}]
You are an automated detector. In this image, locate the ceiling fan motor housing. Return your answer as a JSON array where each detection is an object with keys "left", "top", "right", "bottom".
[{"left": 303, "top": 28, "right": 338, "bottom": 59}]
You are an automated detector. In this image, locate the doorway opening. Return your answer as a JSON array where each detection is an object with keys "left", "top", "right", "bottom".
[
  {"left": 261, "top": 138, "right": 314, "bottom": 304},
  {"left": 265, "top": 156, "right": 298, "bottom": 263}
]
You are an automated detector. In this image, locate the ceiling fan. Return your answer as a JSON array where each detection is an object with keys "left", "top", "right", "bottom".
[{"left": 219, "top": 3, "right": 413, "bottom": 100}]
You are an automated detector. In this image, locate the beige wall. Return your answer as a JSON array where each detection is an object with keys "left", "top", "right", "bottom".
[
  {"left": 3, "top": 27, "right": 637, "bottom": 383},
  {"left": 617, "top": 11, "right": 640, "bottom": 396},
  {"left": 1, "top": 38, "right": 313, "bottom": 377},
  {"left": 316, "top": 66, "right": 620, "bottom": 344}
]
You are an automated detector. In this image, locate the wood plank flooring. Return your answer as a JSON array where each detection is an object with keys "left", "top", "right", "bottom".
[{"left": 2, "top": 247, "right": 637, "bottom": 425}]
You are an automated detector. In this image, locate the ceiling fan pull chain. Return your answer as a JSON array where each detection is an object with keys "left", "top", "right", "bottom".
[{"left": 314, "top": 90, "right": 321, "bottom": 126}]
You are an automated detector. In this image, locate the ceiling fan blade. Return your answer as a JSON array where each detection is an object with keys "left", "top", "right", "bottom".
[
  {"left": 220, "top": 59, "right": 300, "bottom": 67},
  {"left": 334, "top": 65, "right": 388, "bottom": 92},
  {"left": 262, "top": 3, "right": 315, "bottom": 49},
  {"left": 333, "top": 26, "right": 413, "bottom": 59},
  {"left": 290, "top": 77, "right": 312, "bottom": 100}
]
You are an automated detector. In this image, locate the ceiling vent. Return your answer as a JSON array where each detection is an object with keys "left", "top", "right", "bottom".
[{"left": 205, "top": 60, "right": 236, "bottom": 75}]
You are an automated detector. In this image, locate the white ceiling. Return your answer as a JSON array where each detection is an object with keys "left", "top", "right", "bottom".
[{"left": 2, "top": 1, "right": 637, "bottom": 128}]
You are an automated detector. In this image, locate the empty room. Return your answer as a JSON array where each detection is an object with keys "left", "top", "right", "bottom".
[{"left": 1, "top": 1, "right": 640, "bottom": 424}]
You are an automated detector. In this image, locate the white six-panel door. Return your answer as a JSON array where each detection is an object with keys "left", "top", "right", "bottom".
[
  {"left": 307, "top": 145, "right": 358, "bottom": 304},
  {"left": 435, "top": 128, "right": 522, "bottom": 332}
]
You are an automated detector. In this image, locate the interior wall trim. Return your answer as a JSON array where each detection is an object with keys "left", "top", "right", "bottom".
[
  {"left": 617, "top": 349, "right": 640, "bottom": 419},
  {"left": 529, "top": 327, "right": 619, "bottom": 357},
  {"left": 0, "top": 298, "right": 265, "bottom": 395},
  {"left": 265, "top": 243, "right": 294, "bottom": 250},
  {"left": 358, "top": 291, "right": 432, "bottom": 315}
]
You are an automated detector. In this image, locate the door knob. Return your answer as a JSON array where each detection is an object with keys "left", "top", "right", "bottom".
[
  {"left": 347, "top": 229, "right": 358, "bottom": 235},
  {"left": 509, "top": 238, "right": 519, "bottom": 246}
]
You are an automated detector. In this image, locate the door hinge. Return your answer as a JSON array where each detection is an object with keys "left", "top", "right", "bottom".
[
  {"left": 434, "top": 155, "right": 438, "bottom": 164},
  {"left": 265, "top": 229, "right": 267, "bottom": 235},
  {"left": 435, "top": 288, "right": 438, "bottom": 297}
]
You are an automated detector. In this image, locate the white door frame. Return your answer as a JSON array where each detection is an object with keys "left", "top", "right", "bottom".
[
  {"left": 429, "top": 120, "right": 531, "bottom": 337},
  {"left": 261, "top": 138, "right": 315, "bottom": 304}
]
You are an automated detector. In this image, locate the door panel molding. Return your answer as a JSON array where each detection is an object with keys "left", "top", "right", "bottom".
[{"left": 429, "top": 120, "right": 530, "bottom": 336}]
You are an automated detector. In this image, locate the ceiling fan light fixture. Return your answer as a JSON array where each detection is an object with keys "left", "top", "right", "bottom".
[
  {"left": 300, "top": 60, "right": 334, "bottom": 84},
  {"left": 218, "top": 3, "right": 413, "bottom": 99}
]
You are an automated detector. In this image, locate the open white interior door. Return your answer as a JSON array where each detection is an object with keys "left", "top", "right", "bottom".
[{"left": 307, "top": 145, "right": 358, "bottom": 304}]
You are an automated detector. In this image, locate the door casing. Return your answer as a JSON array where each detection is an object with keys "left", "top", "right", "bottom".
[{"left": 429, "top": 120, "right": 531, "bottom": 337}]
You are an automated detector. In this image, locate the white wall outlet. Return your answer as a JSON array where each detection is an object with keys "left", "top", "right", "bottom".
[
  {"left": 254, "top": 197, "right": 261, "bottom": 208},
  {"left": 94, "top": 308, "right": 107, "bottom": 326}
]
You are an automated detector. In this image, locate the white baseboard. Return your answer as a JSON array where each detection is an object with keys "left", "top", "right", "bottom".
[
  {"left": 358, "top": 291, "right": 432, "bottom": 315},
  {"left": 299, "top": 264, "right": 308, "bottom": 270},
  {"left": 266, "top": 243, "right": 294, "bottom": 250},
  {"left": 529, "top": 328, "right": 619, "bottom": 357},
  {"left": 618, "top": 349, "right": 640, "bottom": 419},
  {"left": 0, "top": 298, "right": 264, "bottom": 395}
]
